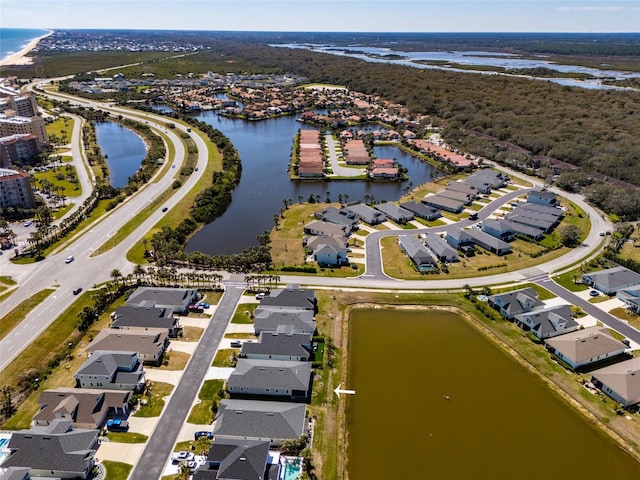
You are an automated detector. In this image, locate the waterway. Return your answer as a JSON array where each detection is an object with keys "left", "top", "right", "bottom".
[
  {"left": 94, "top": 121, "right": 148, "bottom": 188},
  {"left": 346, "top": 308, "right": 640, "bottom": 479},
  {"left": 185, "top": 111, "right": 439, "bottom": 255}
]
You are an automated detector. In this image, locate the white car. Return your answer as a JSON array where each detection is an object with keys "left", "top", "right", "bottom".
[{"left": 65, "top": 256, "right": 74, "bottom": 264}]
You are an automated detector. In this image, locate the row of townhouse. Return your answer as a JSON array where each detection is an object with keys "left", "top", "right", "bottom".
[{"left": 487, "top": 287, "right": 640, "bottom": 410}]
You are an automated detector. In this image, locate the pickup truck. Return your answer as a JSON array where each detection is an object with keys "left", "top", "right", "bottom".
[{"left": 106, "top": 419, "right": 129, "bottom": 431}]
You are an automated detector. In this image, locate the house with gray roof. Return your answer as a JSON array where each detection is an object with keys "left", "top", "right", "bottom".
[
  {"left": 303, "top": 234, "right": 347, "bottom": 251},
  {"left": 74, "top": 351, "right": 145, "bottom": 392},
  {"left": 398, "top": 235, "right": 436, "bottom": 272},
  {"left": 343, "top": 203, "right": 384, "bottom": 225},
  {"left": 85, "top": 328, "right": 169, "bottom": 366},
  {"left": 528, "top": 189, "right": 558, "bottom": 207},
  {"left": 591, "top": 356, "right": 640, "bottom": 408},
  {"left": 212, "top": 400, "right": 307, "bottom": 447},
  {"left": 126, "top": 287, "right": 197, "bottom": 314},
  {"left": 110, "top": 305, "right": 181, "bottom": 337},
  {"left": 518, "top": 202, "right": 563, "bottom": 219},
  {"left": 616, "top": 286, "right": 640, "bottom": 313},
  {"left": 303, "top": 220, "right": 349, "bottom": 238},
  {"left": 374, "top": 203, "right": 414, "bottom": 224},
  {"left": 445, "top": 227, "right": 475, "bottom": 249},
  {"left": 487, "top": 287, "right": 545, "bottom": 320},
  {"left": 421, "top": 194, "right": 465, "bottom": 213},
  {"left": 227, "top": 359, "right": 312, "bottom": 401},
  {"left": 504, "top": 212, "right": 557, "bottom": 233},
  {"left": 545, "top": 327, "right": 628, "bottom": 370},
  {"left": 312, "top": 240, "right": 348, "bottom": 267},
  {"left": 400, "top": 201, "right": 441, "bottom": 221},
  {"left": 466, "top": 169, "right": 507, "bottom": 192},
  {"left": 253, "top": 308, "right": 316, "bottom": 336},
  {"left": 258, "top": 285, "right": 317, "bottom": 312},
  {"left": 33, "top": 388, "right": 130, "bottom": 429},
  {"left": 196, "top": 438, "right": 276, "bottom": 480},
  {"left": 314, "top": 206, "right": 359, "bottom": 231},
  {"left": 582, "top": 266, "right": 640, "bottom": 295},
  {"left": 481, "top": 219, "right": 515, "bottom": 243},
  {"left": 502, "top": 219, "right": 544, "bottom": 240},
  {"left": 240, "top": 332, "right": 313, "bottom": 361},
  {"left": 437, "top": 188, "right": 474, "bottom": 205},
  {"left": 0, "top": 420, "right": 98, "bottom": 479},
  {"left": 446, "top": 181, "right": 478, "bottom": 197},
  {"left": 423, "top": 233, "right": 458, "bottom": 262},
  {"left": 467, "top": 229, "right": 512, "bottom": 255},
  {"left": 514, "top": 304, "right": 579, "bottom": 340}
]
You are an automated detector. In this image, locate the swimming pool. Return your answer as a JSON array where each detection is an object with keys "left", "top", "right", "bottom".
[
  {"left": 281, "top": 457, "right": 302, "bottom": 480},
  {"left": 0, "top": 438, "right": 7, "bottom": 449}
]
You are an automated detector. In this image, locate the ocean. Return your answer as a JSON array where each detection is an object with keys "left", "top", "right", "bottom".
[{"left": 0, "top": 28, "right": 51, "bottom": 62}]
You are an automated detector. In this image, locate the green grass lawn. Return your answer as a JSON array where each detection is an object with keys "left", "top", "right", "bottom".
[
  {"left": 103, "top": 461, "right": 133, "bottom": 480},
  {"left": 187, "top": 379, "right": 225, "bottom": 424},
  {"left": 105, "top": 431, "right": 149, "bottom": 443},
  {"left": 45, "top": 117, "right": 73, "bottom": 144},
  {"left": 212, "top": 349, "right": 238, "bottom": 367},
  {"left": 134, "top": 382, "right": 174, "bottom": 417},
  {"left": 0, "top": 288, "right": 55, "bottom": 341},
  {"left": 33, "top": 166, "right": 82, "bottom": 198},
  {"left": 231, "top": 303, "right": 257, "bottom": 324}
]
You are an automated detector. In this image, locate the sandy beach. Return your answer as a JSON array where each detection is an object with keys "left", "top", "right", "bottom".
[{"left": 0, "top": 30, "right": 53, "bottom": 67}]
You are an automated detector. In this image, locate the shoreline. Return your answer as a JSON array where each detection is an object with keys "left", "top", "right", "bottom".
[{"left": 0, "top": 30, "right": 53, "bottom": 67}]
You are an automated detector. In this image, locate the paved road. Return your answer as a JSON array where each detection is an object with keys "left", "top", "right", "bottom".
[{"left": 128, "top": 285, "right": 244, "bottom": 480}]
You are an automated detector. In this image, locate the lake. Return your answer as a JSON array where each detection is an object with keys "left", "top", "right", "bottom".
[
  {"left": 185, "top": 111, "right": 439, "bottom": 255},
  {"left": 346, "top": 308, "right": 640, "bottom": 479},
  {"left": 94, "top": 121, "right": 148, "bottom": 188}
]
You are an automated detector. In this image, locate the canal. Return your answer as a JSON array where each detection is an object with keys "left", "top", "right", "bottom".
[
  {"left": 185, "top": 111, "right": 439, "bottom": 255},
  {"left": 94, "top": 121, "right": 148, "bottom": 189},
  {"left": 346, "top": 308, "right": 640, "bottom": 479}
]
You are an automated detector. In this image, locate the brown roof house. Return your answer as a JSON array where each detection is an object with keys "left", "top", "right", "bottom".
[
  {"left": 545, "top": 327, "right": 628, "bottom": 370},
  {"left": 591, "top": 356, "right": 640, "bottom": 408}
]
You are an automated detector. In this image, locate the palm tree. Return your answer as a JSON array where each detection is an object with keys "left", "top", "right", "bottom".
[
  {"left": 298, "top": 195, "right": 304, "bottom": 204},
  {"left": 110, "top": 269, "right": 123, "bottom": 288},
  {"left": 273, "top": 214, "right": 280, "bottom": 230},
  {"left": 133, "top": 264, "right": 146, "bottom": 284},
  {"left": 325, "top": 191, "right": 331, "bottom": 203}
]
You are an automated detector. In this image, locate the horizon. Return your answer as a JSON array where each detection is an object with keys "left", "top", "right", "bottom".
[{"left": 1, "top": 0, "right": 639, "bottom": 34}]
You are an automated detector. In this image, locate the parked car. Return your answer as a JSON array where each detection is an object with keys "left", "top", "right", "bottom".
[
  {"left": 589, "top": 290, "right": 600, "bottom": 297},
  {"left": 73, "top": 287, "right": 82, "bottom": 295},
  {"left": 196, "top": 301, "right": 210, "bottom": 309},
  {"left": 230, "top": 341, "right": 242, "bottom": 348},
  {"left": 255, "top": 293, "right": 265, "bottom": 300},
  {"left": 23, "top": 221, "right": 32, "bottom": 227},
  {"left": 194, "top": 431, "right": 213, "bottom": 440},
  {"left": 188, "top": 304, "right": 203, "bottom": 313},
  {"left": 105, "top": 419, "right": 129, "bottom": 431},
  {"left": 65, "top": 255, "right": 74, "bottom": 264}
]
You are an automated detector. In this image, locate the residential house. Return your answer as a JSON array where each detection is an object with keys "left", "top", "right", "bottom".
[
  {"left": 466, "top": 229, "right": 512, "bottom": 255},
  {"left": 582, "top": 266, "right": 640, "bottom": 295},
  {"left": 504, "top": 211, "right": 558, "bottom": 233},
  {"left": 437, "top": 188, "right": 474, "bottom": 205},
  {"left": 110, "top": 305, "right": 181, "bottom": 337},
  {"left": 33, "top": 388, "right": 130, "bottom": 429},
  {"left": 616, "top": 286, "right": 640, "bottom": 313},
  {"left": 421, "top": 194, "right": 465, "bottom": 214},
  {"left": 305, "top": 236, "right": 348, "bottom": 267},
  {"left": 446, "top": 181, "right": 478, "bottom": 197},
  {"left": 466, "top": 169, "right": 507, "bottom": 192},
  {"left": 528, "top": 189, "right": 558, "bottom": 207},
  {"left": 252, "top": 309, "right": 316, "bottom": 336},
  {"left": 74, "top": 351, "right": 146, "bottom": 392},
  {"left": 0, "top": 420, "right": 98, "bottom": 479},
  {"left": 399, "top": 201, "right": 441, "bottom": 221},
  {"left": 126, "top": 287, "right": 198, "bottom": 314},
  {"left": 212, "top": 400, "right": 307, "bottom": 447},
  {"left": 591, "top": 356, "right": 640, "bottom": 408},
  {"left": 481, "top": 219, "right": 515, "bottom": 243},
  {"left": 423, "top": 233, "right": 459, "bottom": 262},
  {"left": 258, "top": 285, "right": 317, "bottom": 313},
  {"left": 518, "top": 202, "right": 563, "bottom": 219},
  {"left": 303, "top": 220, "right": 349, "bottom": 238},
  {"left": 227, "top": 359, "right": 312, "bottom": 401},
  {"left": 313, "top": 207, "right": 359, "bottom": 231},
  {"left": 374, "top": 203, "right": 414, "bottom": 224},
  {"left": 487, "top": 287, "right": 545, "bottom": 320},
  {"left": 545, "top": 327, "right": 628, "bottom": 370},
  {"left": 85, "top": 328, "right": 169, "bottom": 366},
  {"left": 514, "top": 304, "right": 580, "bottom": 339},
  {"left": 240, "top": 332, "right": 313, "bottom": 361},
  {"left": 501, "top": 219, "right": 545, "bottom": 241},
  {"left": 194, "top": 438, "right": 277, "bottom": 480},
  {"left": 398, "top": 235, "right": 437, "bottom": 272},
  {"left": 343, "top": 203, "right": 385, "bottom": 225},
  {"left": 445, "top": 227, "right": 475, "bottom": 249}
]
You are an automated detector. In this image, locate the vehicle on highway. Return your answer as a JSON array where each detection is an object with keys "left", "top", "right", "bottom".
[
  {"left": 105, "top": 419, "right": 129, "bottom": 431},
  {"left": 589, "top": 290, "right": 600, "bottom": 297},
  {"left": 65, "top": 256, "right": 74, "bottom": 264},
  {"left": 194, "top": 431, "right": 213, "bottom": 440},
  {"left": 195, "top": 166, "right": 199, "bottom": 171},
  {"left": 73, "top": 287, "right": 82, "bottom": 295},
  {"left": 23, "top": 221, "right": 32, "bottom": 227},
  {"left": 162, "top": 207, "right": 168, "bottom": 212}
]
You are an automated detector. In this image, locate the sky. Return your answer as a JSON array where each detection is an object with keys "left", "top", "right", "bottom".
[{"left": 1, "top": 0, "right": 639, "bottom": 33}]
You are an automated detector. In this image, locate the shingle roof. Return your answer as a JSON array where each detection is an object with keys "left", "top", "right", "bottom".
[
  {"left": 546, "top": 327, "right": 628, "bottom": 365},
  {"left": 126, "top": 287, "right": 196, "bottom": 308},
  {"left": 206, "top": 438, "right": 270, "bottom": 480},
  {"left": 75, "top": 351, "right": 137, "bottom": 377},
  {"left": 515, "top": 305, "right": 578, "bottom": 338},
  {"left": 241, "top": 332, "right": 312, "bottom": 359},
  {"left": 583, "top": 267, "right": 640, "bottom": 293},
  {"left": 591, "top": 356, "right": 640, "bottom": 406},
  {"left": 213, "top": 400, "right": 306, "bottom": 442},
  {"left": 2, "top": 421, "right": 98, "bottom": 474},
  {"left": 85, "top": 328, "right": 168, "bottom": 356},
  {"left": 253, "top": 308, "right": 316, "bottom": 335},
  {"left": 227, "top": 359, "right": 311, "bottom": 393},
  {"left": 111, "top": 305, "right": 178, "bottom": 331},
  {"left": 258, "top": 286, "right": 316, "bottom": 310}
]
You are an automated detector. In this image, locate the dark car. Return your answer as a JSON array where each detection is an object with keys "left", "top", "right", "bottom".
[
  {"left": 589, "top": 290, "right": 600, "bottom": 297},
  {"left": 106, "top": 419, "right": 129, "bottom": 431},
  {"left": 73, "top": 287, "right": 82, "bottom": 295},
  {"left": 162, "top": 207, "right": 168, "bottom": 212},
  {"left": 194, "top": 431, "right": 213, "bottom": 440}
]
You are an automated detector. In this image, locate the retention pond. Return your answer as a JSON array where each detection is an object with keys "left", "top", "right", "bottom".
[{"left": 346, "top": 308, "right": 640, "bottom": 479}]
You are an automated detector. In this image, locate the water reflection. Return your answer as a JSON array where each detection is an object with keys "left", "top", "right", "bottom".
[{"left": 94, "top": 122, "right": 147, "bottom": 188}]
